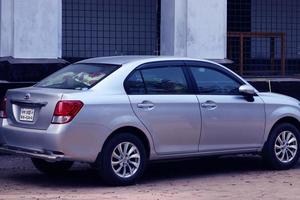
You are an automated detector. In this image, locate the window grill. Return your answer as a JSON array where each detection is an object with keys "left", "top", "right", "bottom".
[
  {"left": 227, "top": 0, "right": 300, "bottom": 76},
  {"left": 62, "top": 0, "right": 161, "bottom": 61}
]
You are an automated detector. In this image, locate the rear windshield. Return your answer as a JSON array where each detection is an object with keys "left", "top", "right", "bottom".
[{"left": 35, "top": 63, "right": 120, "bottom": 90}]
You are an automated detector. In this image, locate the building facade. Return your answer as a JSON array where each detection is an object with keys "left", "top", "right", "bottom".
[{"left": 0, "top": 0, "right": 299, "bottom": 83}]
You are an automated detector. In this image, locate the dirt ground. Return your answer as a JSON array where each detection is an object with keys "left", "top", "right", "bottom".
[{"left": 1, "top": 155, "right": 300, "bottom": 200}]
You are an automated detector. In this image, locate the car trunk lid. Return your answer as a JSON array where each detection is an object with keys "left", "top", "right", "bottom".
[{"left": 5, "top": 87, "right": 71, "bottom": 130}]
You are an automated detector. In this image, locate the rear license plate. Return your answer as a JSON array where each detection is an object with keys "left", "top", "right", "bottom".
[{"left": 20, "top": 108, "right": 35, "bottom": 122}]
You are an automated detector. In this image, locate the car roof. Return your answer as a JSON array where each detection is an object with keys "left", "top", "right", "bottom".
[{"left": 77, "top": 56, "right": 206, "bottom": 65}]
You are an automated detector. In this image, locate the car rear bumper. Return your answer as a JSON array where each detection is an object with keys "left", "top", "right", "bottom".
[
  {"left": 0, "top": 144, "right": 65, "bottom": 161},
  {"left": 0, "top": 119, "right": 112, "bottom": 163}
]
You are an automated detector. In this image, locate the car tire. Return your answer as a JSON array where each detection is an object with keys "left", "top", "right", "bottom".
[
  {"left": 263, "top": 123, "right": 300, "bottom": 170},
  {"left": 31, "top": 158, "right": 73, "bottom": 175},
  {"left": 97, "top": 133, "right": 147, "bottom": 186}
]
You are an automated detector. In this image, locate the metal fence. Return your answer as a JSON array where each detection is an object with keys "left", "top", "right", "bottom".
[
  {"left": 227, "top": 0, "right": 300, "bottom": 76},
  {"left": 62, "top": 0, "right": 161, "bottom": 61},
  {"left": 228, "top": 32, "right": 286, "bottom": 76}
]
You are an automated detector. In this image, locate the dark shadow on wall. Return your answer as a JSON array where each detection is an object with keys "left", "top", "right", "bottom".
[{"left": 0, "top": 57, "right": 68, "bottom": 99}]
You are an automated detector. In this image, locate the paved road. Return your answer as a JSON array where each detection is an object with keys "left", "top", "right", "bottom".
[{"left": 0, "top": 155, "right": 300, "bottom": 200}]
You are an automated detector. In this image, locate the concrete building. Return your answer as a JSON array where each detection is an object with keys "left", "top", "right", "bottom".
[
  {"left": 0, "top": 0, "right": 227, "bottom": 60},
  {"left": 0, "top": 0, "right": 299, "bottom": 86}
]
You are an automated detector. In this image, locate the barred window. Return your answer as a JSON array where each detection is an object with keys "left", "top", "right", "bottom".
[
  {"left": 62, "top": 0, "right": 160, "bottom": 60},
  {"left": 228, "top": 0, "right": 300, "bottom": 76}
]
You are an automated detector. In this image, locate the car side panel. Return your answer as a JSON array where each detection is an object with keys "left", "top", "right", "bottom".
[
  {"left": 197, "top": 95, "right": 266, "bottom": 152},
  {"left": 128, "top": 95, "right": 201, "bottom": 154},
  {"left": 61, "top": 92, "right": 157, "bottom": 160},
  {"left": 0, "top": 92, "right": 156, "bottom": 162},
  {"left": 264, "top": 106, "right": 300, "bottom": 144}
]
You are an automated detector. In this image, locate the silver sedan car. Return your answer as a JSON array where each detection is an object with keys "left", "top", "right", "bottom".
[{"left": 1, "top": 56, "right": 300, "bottom": 185}]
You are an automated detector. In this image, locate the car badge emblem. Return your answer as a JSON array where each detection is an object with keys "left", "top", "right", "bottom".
[{"left": 24, "top": 93, "right": 31, "bottom": 100}]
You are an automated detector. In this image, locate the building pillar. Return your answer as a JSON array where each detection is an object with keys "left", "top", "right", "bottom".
[
  {"left": 160, "top": 0, "right": 227, "bottom": 60},
  {"left": 0, "top": 0, "right": 62, "bottom": 59}
]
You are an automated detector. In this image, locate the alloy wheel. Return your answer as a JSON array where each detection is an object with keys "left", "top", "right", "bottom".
[
  {"left": 274, "top": 131, "right": 298, "bottom": 163},
  {"left": 111, "top": 142, "right": 141, "bottom": 178}
]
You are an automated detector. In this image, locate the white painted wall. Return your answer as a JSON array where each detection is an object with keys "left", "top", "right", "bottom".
[
  {"left": 0, "top": 0, "right": 14, "bottom": 57},
  {"left": 1, "top": 0, "right": 227, "bottom": 60},
  {"left": 160, "top": 0, "right": 176, "bottom": 56},
  {"left": 0, "top": 0, "right": 62, "bottom": 59},
  {"left": 187, "top": 0, "right": 227, "bottom": 59},
  {"left": 161, "top": 0, "right": 227, "bottom": 60}
]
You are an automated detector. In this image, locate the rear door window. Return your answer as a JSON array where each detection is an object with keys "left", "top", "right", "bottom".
[
  {"left": 125, "top": 71, "right": 146, "bottom": 94},
  {"left": 140, "top": 67, "right": 189, "bottom": 94},
  {"left": 125, "top": 66, "right": 190, "bottom": 95},
  {"left": 35, "top": 63, "right": 120, "bottom": 90}
]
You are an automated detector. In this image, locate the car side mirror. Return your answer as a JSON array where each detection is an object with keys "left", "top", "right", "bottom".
[
  {"left": 239, "top": 85, "right": 255, "bottom": 101},
  {"left": 239, "top": 85, "right": 255, "bottom": 95}
]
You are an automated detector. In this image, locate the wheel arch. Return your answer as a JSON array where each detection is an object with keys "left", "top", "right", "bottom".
[
  {"left": 102, "top": 126, "right": 151, "bottom": 159},
  {"left": 265, "top": 116, "right": 300, "bottom": 143}
]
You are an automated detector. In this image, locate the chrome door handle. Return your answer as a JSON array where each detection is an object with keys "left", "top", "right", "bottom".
[
  {"left": 137, "top": 101, "right": 155, "bottom": 109},
  {"left": 201, "top": 101, "right": 217, "bottom": 109}
]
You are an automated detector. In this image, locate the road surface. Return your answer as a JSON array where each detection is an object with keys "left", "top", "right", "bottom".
[{"left": 0, "top": 155, "right": 300, "bottom": 200}]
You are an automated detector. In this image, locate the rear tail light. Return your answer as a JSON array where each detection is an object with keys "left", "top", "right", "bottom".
[
  {"left": 0, "top": 97, "right": 7, "bottom": 118},
  {"left": 51, "top": 100, "right": 83, "bottom": 124}
]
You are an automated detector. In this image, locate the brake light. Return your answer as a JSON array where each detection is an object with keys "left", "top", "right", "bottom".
[
  {"left": 51, "top": 100, "right": 83, "bottom": 124},
  {"left": 0, "top": 97, "right": 7, "bottom": 118}
]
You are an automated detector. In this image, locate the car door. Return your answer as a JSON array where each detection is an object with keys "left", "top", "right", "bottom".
[
  {"left": 125, "top": 61, "right": 201, "bottom": 155},
  {"left": 186, "top": 61, "right": 265, "bottom": 152}
]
